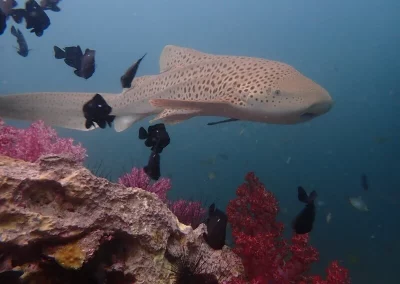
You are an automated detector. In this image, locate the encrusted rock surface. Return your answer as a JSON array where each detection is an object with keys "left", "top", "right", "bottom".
[{"left": 0, "top": 155, "right": 244, "bottom": 283}]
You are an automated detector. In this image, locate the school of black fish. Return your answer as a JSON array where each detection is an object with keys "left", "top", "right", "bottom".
[{"left": 1, "top": 0, "right": 97, "bottom": 79}]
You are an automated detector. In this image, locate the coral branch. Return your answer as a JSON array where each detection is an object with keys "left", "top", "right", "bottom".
[
  {"left": 118, "top": 167, "right": 171, "bottom": 202},
  {"left": 0, "top": 119, "right": 86, "bottom": 163},
  {"left": 168, "top": 199, "right": 207, "bottom": 229},
  {"left": 227, "top": 172, "right": 350, "bottom": 283}
]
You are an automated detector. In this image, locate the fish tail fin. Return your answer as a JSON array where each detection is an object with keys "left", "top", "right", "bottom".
[
  {"left": 106, "top": 115, "right": 116, "bottom": 127},
  {"left": 54, "top": 46, "right": 65, "bottom": 59},
  {"left": 10, "top": 26, "right": 17, "bottom": 37},
  {"left": 50, "top": 4, "right": 61, "bottom": 12},
  {"left": 308, "top": 190, "right": 318, "bottom": 203},
  {"left": 297, "top": 186, "right": 309, "bottom": 203},
  {"left": 10, "top": 9, "right": 25, "bottom": 24},
  {"left": 138, "top": 127, "right": 148, "bottom": 139}
]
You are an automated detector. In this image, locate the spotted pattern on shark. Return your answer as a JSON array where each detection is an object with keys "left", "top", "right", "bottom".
[{"left": 0, "top": 45, "right": 333, "bottom": 132}]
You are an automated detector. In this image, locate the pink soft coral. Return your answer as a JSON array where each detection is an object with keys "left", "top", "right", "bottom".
[
  {"left": 168, "top": 199, "right": 207, "bottom": 229},
  {"left": 0, "top": 119, "right": 87, "bottom": 163},
  {"left": 118, "top": 167, "right": 172, "bottom": 202},
  {"left": 227, "top": 172, "right": 350, "bottom": 284}
]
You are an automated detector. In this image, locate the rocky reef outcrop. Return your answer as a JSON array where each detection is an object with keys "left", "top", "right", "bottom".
[{"left": 0, "top": 155, "right": 243, "bottom": 283}]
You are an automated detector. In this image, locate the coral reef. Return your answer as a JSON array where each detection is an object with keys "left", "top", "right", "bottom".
[
  {"left": 118, "top": 167, "right": 207, "bottom": 229},
  {"left": 0, "top": 155, "right": 243, "bottom": 283},
  {"left": 0, "top": 119, "right": 86, "bottom": 163},
  {"left": 226, "top": 172, "right": 350, "bottom": 284}
]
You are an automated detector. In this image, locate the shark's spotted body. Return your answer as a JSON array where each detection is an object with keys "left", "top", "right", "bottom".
[{"left": 0, "top": 45, "right": 333, "bottom": 132}]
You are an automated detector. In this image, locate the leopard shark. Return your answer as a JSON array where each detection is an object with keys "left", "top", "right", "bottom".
[{"left": 0, "top": 45, "right": 333, "bottom": 132}]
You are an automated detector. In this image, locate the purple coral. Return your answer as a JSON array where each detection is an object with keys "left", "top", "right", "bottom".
[
  {"left": 168, "top": 199, "right": 207, "bottom": 229},
  {"left": 0, "top": 119, "right": 87, "bottom": 163},
  {"left": 118, "top": 167, "right": 172, "bottom": 202}
]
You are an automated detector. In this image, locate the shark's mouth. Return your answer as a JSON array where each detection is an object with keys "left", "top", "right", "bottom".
[
  {"left": 300, "top": 101, "right": 333, "bottom": 120},
  {"left": 300, "top": 112, "right": 316, "bottom": 119}
]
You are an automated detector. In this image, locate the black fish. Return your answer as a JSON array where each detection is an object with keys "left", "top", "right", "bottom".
[
  {"left": 11, "top": 0, "right": 50, "bottom": 37},
  {"left": 40, "top": 0, "right": 62, "bottom": 12},
  {"left": 144, "top": 151, "right": 161, "bottom": 181},
  {"left": 82, "top": 93, "right": 115, "bottom": 129},
  {"left": 54, "top": 46, "right": 96, "bottom": 79},
  {"left": 120, "top": 53, "right": 147, "bottom": 88},
  {"left": 75, "top": 48, "right": 95, "bottom": 79},
  {"left": 361, "top": 174, "right": 369, "bottom": 191},
  {"left": 292, "top": 186, "right": 317, "bottom": 234},
  {"left": 139, "top": 123, "right": 170, "bottom": 180},
  {"left": 203, "top": 203, "right": 228, "bottom": 250},
  {"left": 0, "top": 270, "right": 24, "bottom": 283},
  {"left": 207, "top": 118, "right": 239, "bottom": 126},
  {"left": 11, "top": 26, "right": 29, "bottom": 57},
  {"left": 54, "top": 45, "right": 83, "bottom": 69},
  {"left": 0, "top": 9, "right": 6, "bottom": 35},
  {"left": 0, "top": 0, "right": 15, "bottom": 36},
  {"left": 138, "top": 123, "right": 170, "bottom": 154}
]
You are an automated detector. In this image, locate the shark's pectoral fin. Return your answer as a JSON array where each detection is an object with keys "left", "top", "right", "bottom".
[
  {"left": 149, "top": 108, "right": 201, "bottom": 125},
  {"left": 207, "top": 118, "right": 240, "bottom": 126},
  {"left": 114, "top": 114, "right": 148, "bottom": 132},
  {"left": 149, "top": 98, "right": 235, "bottom": 124},
  {"left": 149, "top": 98, "right": 231, "bottom": 110}
]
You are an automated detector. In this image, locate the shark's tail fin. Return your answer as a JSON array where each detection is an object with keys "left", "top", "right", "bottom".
[{"left": 0, "top": 92, "right": 119, "bottom": 131}]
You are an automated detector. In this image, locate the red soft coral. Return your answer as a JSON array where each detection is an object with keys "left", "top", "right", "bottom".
[
  {"left": 309, "top": 261, "right": 350, "bottom": 284},
  {"left": 227, "top": 172, "right": 350, "bottom": 284}
]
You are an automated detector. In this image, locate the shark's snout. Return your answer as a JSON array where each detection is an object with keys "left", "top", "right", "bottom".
[
  {"left": 302, "top": 97, "right": 333, "bottom": 118},
  {"left": 276, "top": 72, "right": 334, "bottom": 122}
]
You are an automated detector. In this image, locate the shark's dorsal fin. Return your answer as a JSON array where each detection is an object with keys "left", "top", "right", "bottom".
[{"left": 159, "top": 45, "right": 214, "bottom": 73}]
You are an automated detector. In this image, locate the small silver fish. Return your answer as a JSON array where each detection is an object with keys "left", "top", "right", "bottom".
[
  {"left": 349, "top": 196, "right": 369, "bottom": 212},
  {"left": 326, "top": 212, "right": 332, "bottom": 223}
]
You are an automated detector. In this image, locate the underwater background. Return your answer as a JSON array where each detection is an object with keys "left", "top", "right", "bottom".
[{"left": 1, "top": 0, "right": 399, "bottom": 283}]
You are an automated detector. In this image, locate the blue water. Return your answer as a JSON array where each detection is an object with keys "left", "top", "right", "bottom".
[{"left": 1, "top": 0, "right": 400, "bottom": 283}]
